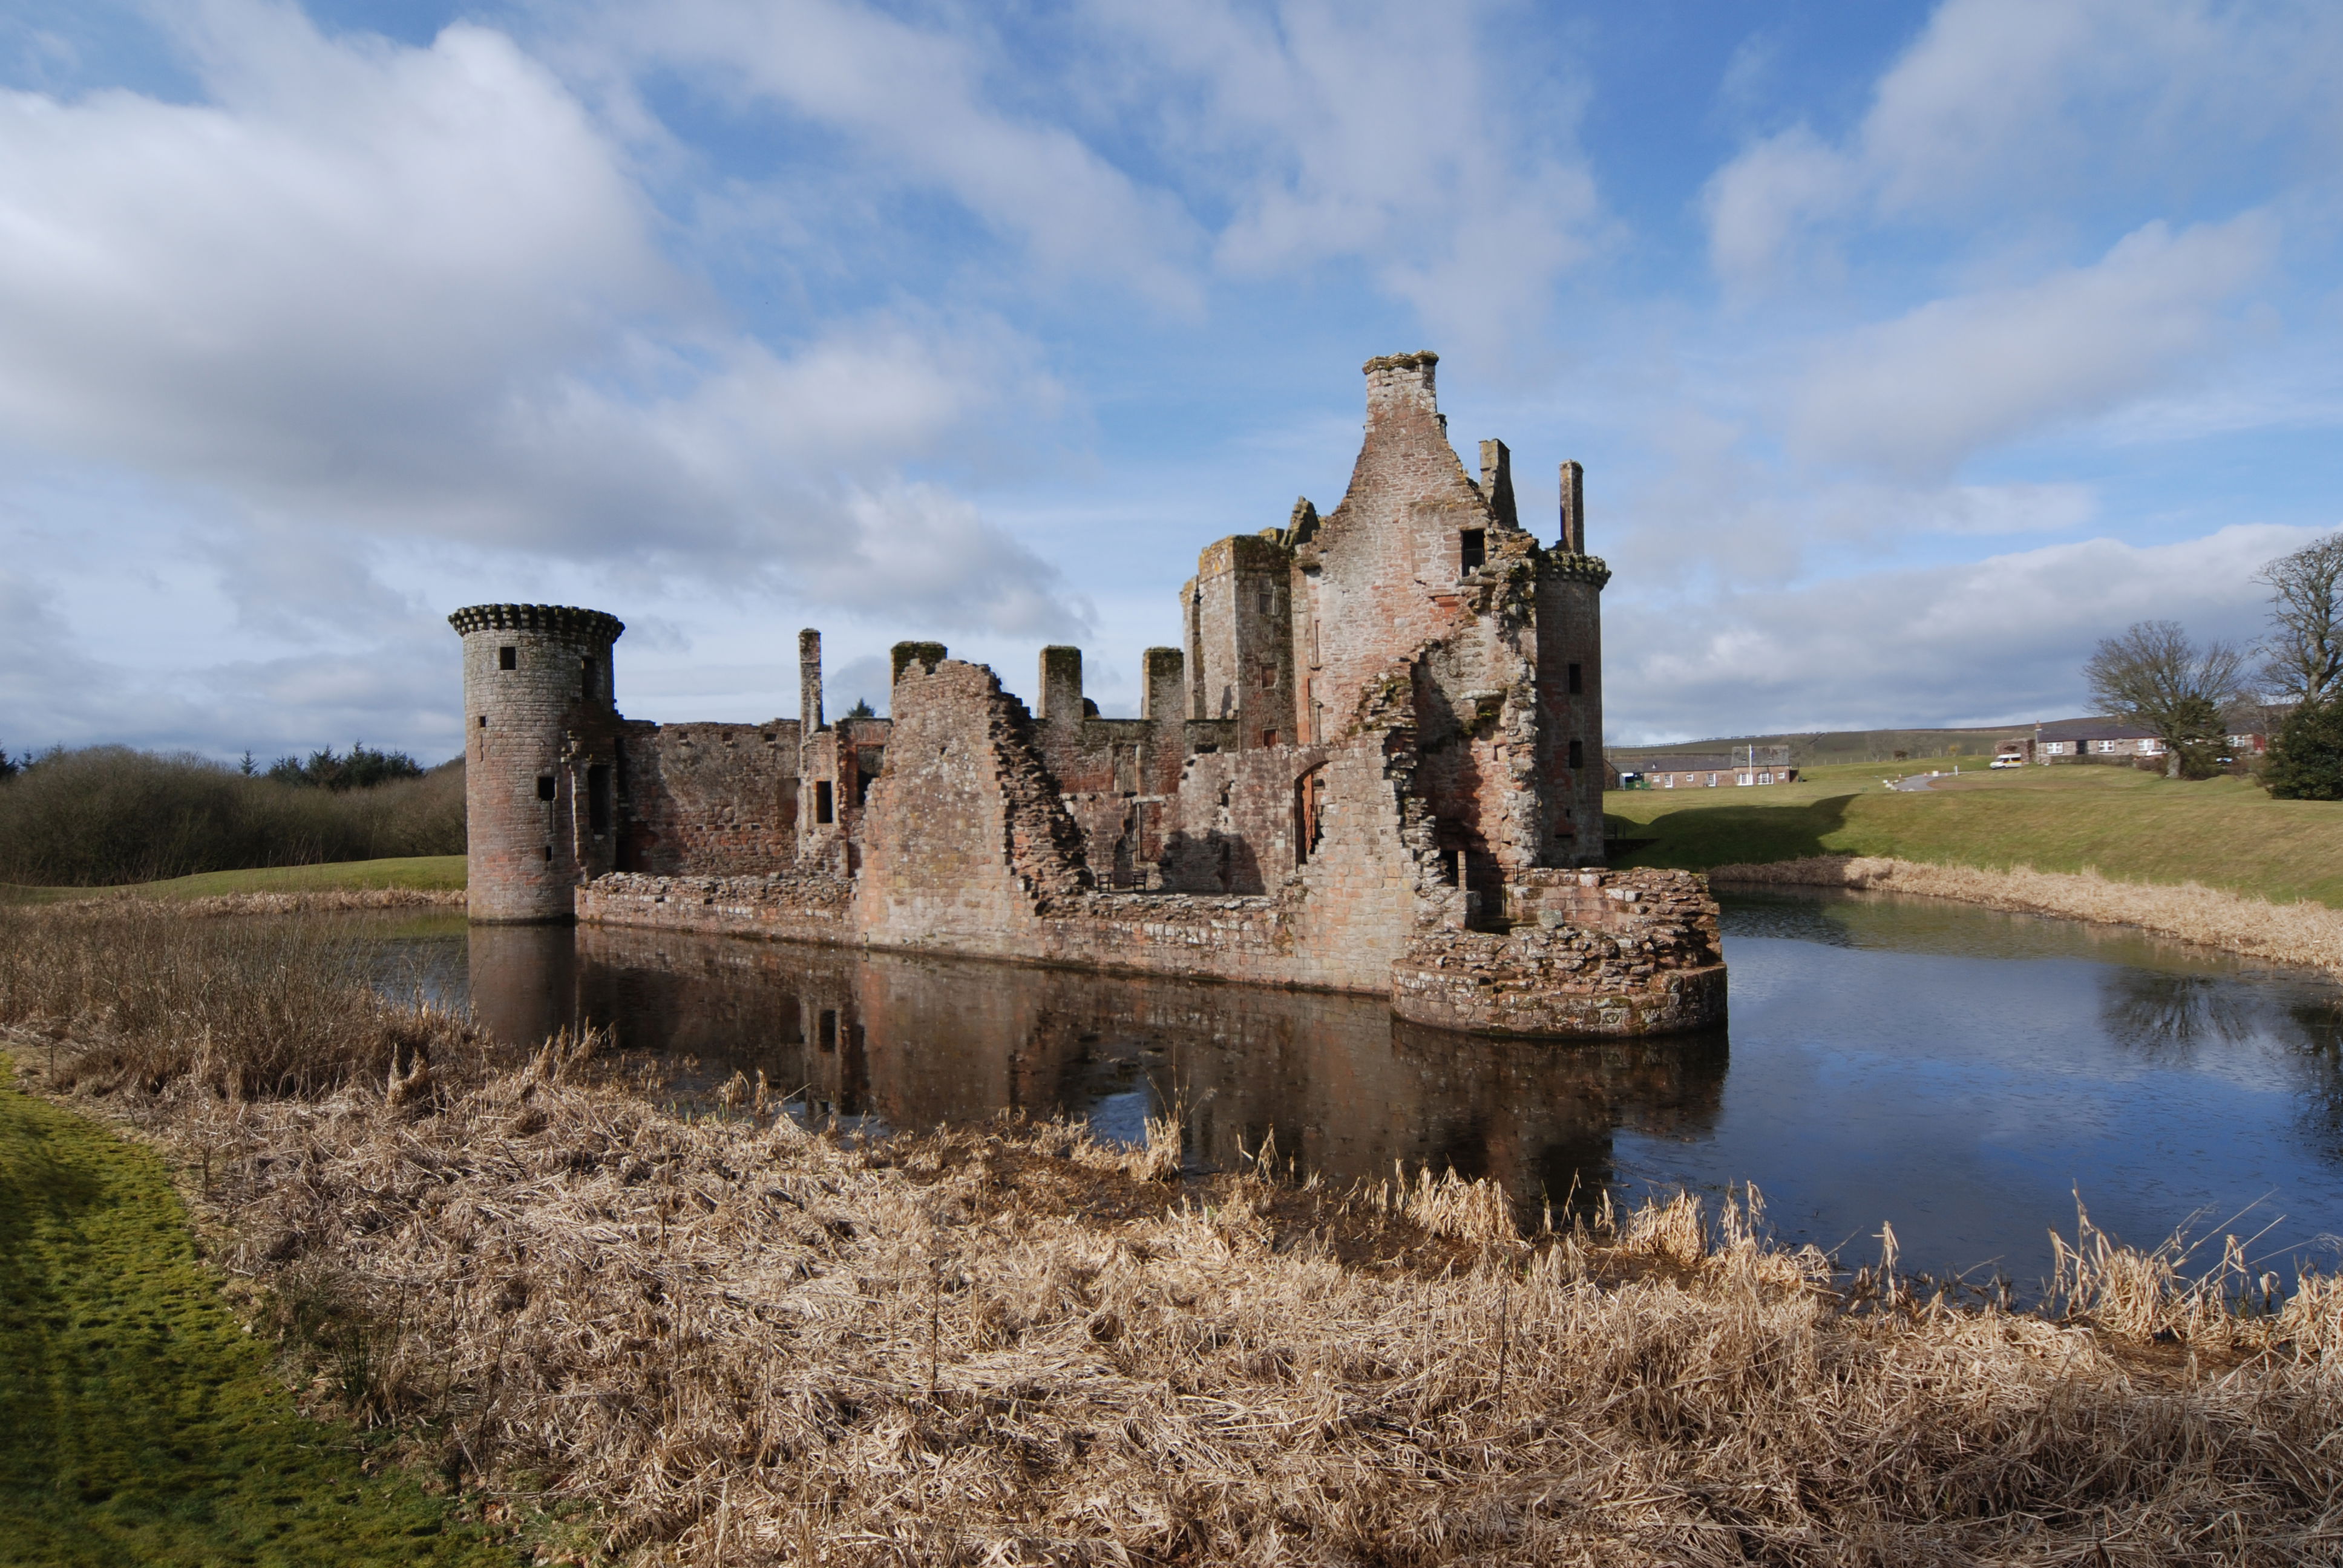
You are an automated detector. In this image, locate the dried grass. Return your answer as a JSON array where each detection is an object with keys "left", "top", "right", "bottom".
[
  {"left": 7, "top": 1063, "right": 2321, "bottom": 1566},
  {"left": 0, "top": 904, "right": 487, "bottom": 1099},
  {"left": 25, "top": 887, "right": 467, "bottom": 917},
  {"left": 1711, "top": 854, "right": 2343, "bottom": 978}
]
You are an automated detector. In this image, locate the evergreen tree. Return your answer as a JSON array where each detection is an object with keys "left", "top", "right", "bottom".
[{"left": 2264, "top": 701, "right": 2343, "bottom": 800}]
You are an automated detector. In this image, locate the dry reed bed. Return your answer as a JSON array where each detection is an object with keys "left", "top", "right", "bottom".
[
  {"left": 1711, "top": 855, "right": 2343, "bottom": 979},
  {"left": 34, "top": 1051, "right": 2337, "bottom": 1567},
  {"left": 18, "top": 886, "right": 467, "bottom": 917}
]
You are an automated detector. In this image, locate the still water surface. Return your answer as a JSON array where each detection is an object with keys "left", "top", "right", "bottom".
[{"left": 378, "top": 890, "right": 2343, "bottom": 1293}]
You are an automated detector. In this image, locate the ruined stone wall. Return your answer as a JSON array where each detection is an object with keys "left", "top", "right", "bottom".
[
  {"left": 577, "top": 867, "right": 851, "bottom": 944},
  {"left": 851, "top": 656, "right": 1089, "bottom": 954},
  {"left": 618, "top": 721, "right": 802, "bottom": 877},
  {"left": 1391, "top": 869, "right": 1724, "bottom": 1035},
  {"left": 1535, "top": 558, "right": 1608, "bottom": 866},
  {"left": 1188, "top": 534, "right": 1298, "bottom": 747},
  {"left": 1302, "top": 353, "right": 1505, "bottom": 739}
]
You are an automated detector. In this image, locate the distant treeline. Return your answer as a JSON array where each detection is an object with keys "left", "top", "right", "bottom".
[{"left": 0, "top": 745, "right": 464, "bottom": 887}]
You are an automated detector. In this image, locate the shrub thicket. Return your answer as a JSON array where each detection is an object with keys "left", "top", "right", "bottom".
[
  {"left": 2265, "top": 700, "right": 2343, "bottom": 800},
  {"left": 0, "top": 746, "right": 464, "bottom": 886}
]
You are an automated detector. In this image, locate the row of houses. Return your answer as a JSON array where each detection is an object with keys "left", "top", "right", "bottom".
[
  {"left": 1609, "top": 747, "right": 1800, "bottom": 790},
  {"left": 1995, "top": 717, "right": 2270, "bottom": 765}
]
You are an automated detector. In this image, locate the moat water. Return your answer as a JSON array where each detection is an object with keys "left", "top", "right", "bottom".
[{"left": 367, "top": 890, "right": 2343, "bottom": 1295}]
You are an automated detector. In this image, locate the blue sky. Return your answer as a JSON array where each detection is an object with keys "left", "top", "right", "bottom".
[{"left": 1, "top": 0, "right": 2338, "bottom": 761}]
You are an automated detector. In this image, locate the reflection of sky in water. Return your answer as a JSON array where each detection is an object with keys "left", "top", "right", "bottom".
[
  {"left": 355, "top": 891, "right": 2343, "bottom": 1295},
  {"left": 1620, "top": 893, "right": 2343, "bottom": 1293}
]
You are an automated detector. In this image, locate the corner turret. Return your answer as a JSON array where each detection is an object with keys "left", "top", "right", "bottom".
[{"left": 450, "top": 604, "right": 625, "bottom": 922}]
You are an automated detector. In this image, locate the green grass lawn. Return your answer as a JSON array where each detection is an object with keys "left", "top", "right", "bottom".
[
  {"left": 0, "top": 1053, "right": 518, "bottom": 1567},
  {"left": 1607, "top": 759, "right": 2343, "bottom": 909},
  {"left": 0, "top": 856, "right": 466, "bottom": 906}
]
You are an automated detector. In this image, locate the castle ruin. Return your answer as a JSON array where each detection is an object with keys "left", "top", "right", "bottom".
[{"left": 450, "top": 352, "right": 1725, "bottom": 1036}]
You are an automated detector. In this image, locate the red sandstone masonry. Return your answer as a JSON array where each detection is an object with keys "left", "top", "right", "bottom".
[{"left": 460, "top": 353, "right": 1725, "bottom": 1036}]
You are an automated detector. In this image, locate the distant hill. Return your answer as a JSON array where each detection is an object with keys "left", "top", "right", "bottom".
[{"left": 1608, "top": 725, "right": 2036, "bottom": 767}]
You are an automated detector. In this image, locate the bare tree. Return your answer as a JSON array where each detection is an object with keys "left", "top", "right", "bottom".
[
  {"left": 2083, "top": 621, "right": 2247, "bottom": 778},
  {"left": 2256, "top": 531, "right": 2343, "bottom": 705}
]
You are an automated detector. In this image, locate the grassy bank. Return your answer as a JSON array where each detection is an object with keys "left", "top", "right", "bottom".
[
  {"left": 1609, "top": 762, "right": 2343, "bottom": 907},
  {"left": 7, "top": 907, "right": 2342, "bottom": 1564},
  {"left": 1, "top": 855, "right": 466, "bottom": 907},
  {"left": 0, "top": 1053, "right": 516, "bottom": 1566}
]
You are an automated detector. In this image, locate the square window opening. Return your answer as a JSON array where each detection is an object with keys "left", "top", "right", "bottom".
[
  {"left": 1460, "top": 529, "right": 1486, "bottom": 572},
  {"left": 499, "top": 645, "right": 517, "bottom": 670}
]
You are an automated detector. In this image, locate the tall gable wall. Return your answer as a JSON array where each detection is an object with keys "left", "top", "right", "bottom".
[{"left": 852, "top": 657, "right": 1091, "bottom": 954}]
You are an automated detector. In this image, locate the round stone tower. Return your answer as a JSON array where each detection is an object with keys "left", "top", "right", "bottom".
[{"left": 450, "top": 604, "right": 625, "bottom": 923}]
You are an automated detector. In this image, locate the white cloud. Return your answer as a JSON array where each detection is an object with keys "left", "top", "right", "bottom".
[
  {"left": 572, "top": 0, "right": 1204, "bottom": 308},
  {"left": 0, "top": 0, "right": 1087, "bottom": 637},
  {"left": 1607, "top": 523, "right": 2314, "bottom": 740},
  {"left": 1070, "top": 0, "right": 1601, "bottom": 360},
  {"left": 1788, "top": 215, "right": 2273, "bottom": 476},
  {"left": 1705, "top": 0, "right": 2343, "bottom": 288}
]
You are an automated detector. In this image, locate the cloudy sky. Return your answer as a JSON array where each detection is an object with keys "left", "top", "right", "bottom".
[{"left": 2, "top": 0, "right": 2338, "bottom": 761}]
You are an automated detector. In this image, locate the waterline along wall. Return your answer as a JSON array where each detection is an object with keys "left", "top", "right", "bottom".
[{"left": 452, "top": 353, "right": 1725, "bottom": 1036}]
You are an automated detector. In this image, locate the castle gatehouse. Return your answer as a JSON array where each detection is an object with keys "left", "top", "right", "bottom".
[{"left": 450, "top": 352, "right": 1726, "bottom": 1036}]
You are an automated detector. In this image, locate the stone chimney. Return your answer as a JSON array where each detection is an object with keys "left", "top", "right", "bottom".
[
  {"left": 799, "top": 628, "right": 824, "bottom": 731},
  {"left": 1479, "top": 439, "right": 1518, "bottom": 529},
  {"left": 1363, "top": 350, "right": 1439, "bottom": 422},
  {"left": 1558, "top": 460, "right": 1585, "bottom": 554}
]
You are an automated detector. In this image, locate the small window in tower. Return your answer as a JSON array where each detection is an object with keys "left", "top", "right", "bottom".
[
  {"left": 1568, "top": 739, "right": 1584, "bottom": 769},
  {"left": 1567, "top": 662, "right": 1583, "bottom": 695},
  {"left": 1257, "top": 589, "right": 1274, "bottom": 616},
  {"left": 542, "top": 844, "right": 552, "bottom": 861},
  {"left": 537, "top": 775, "right": 555, "bottom": 802},
  {"left": 1257, "top": 662, "right": 1277, "bottom": 690},
  {"left": 815, "top": 780, "right": 834, "bottom": 824},
  {"left": 1260, "top": 728, "right": 1279, "bottom": 748},
  {"left": 477, "top": 714, "right": 488, "bottom": 728},
  {"left": 587, "top": 764, "right": 611, "bottom": 835},
  {"left": 581, "top": 656, "right": 595, "bottom": 696},
  {"left": 819, "top": 1010, "right": 839, "bottom": 1050},
  {"left": 499, "top": 645, "right": 517, "bottom": 670},
  {"left": 1460, "top": 529, "right": 1486, "bottom": 572}
]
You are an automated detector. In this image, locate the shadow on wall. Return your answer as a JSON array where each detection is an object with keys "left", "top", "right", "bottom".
[{"left": 1605, "top": 792, "right": 1860, "bottom": 872}]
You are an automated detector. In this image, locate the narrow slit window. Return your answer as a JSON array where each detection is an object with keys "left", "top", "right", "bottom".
[
  {"left": 814, "top": 780, "right": 834, "bottom": 824},
  {"left": 1459, "top": 529, "right": 1486, "bottom": 572},
  {"left": 1568, "top": 739, "right": 1584, "bottom": 769},
  {"left": 499, "top": 645, "right": 517, "bottom": 670},
  {"left": 819, "top": 1009, "right": 839, "bottom": 1050},
  {"left": 1567, "top": 662, "right": 1583, "bottom": 694},
  {"left": 542, "top": 844, "right": 552, "bottom": 861}
]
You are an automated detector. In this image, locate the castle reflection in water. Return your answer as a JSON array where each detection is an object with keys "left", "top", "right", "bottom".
[{"left": 465, "top": 924, "right": 1726, "bottom": 1221}]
